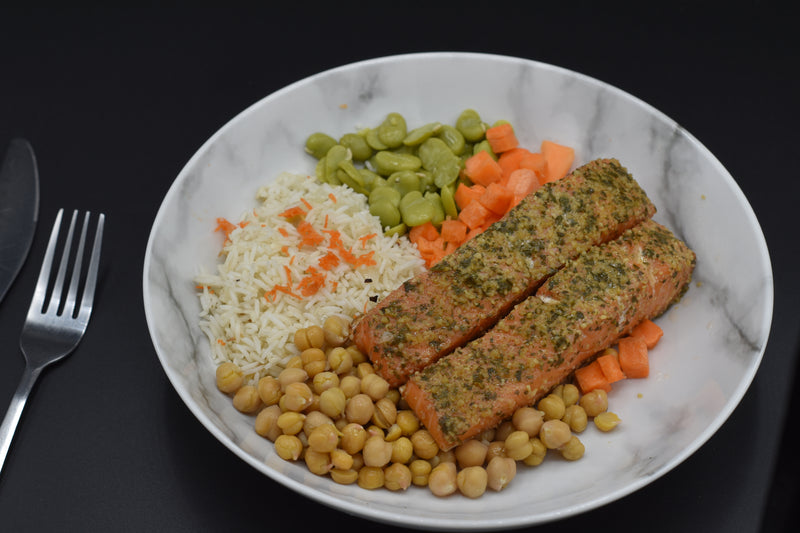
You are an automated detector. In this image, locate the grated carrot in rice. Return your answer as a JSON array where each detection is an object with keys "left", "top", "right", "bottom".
[{"left": 194, "top": 172, "right": 425, "bottom": 382}]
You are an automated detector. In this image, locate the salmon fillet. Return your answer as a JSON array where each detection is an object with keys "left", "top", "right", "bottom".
[
  {"left": 402, "top": 219, "right": 696, "bottom": 450},
  {"left": 353, "top": 158, "right": 656, "bottom": 387}
]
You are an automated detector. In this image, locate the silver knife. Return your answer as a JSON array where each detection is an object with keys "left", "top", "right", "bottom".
[{"left": 0, "top": 138, "right": 39, "bottom": 305}]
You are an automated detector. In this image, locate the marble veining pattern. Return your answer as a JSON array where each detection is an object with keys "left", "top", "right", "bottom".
[{"left": 142, "top": 52, "right": 773, "bottom": 530}]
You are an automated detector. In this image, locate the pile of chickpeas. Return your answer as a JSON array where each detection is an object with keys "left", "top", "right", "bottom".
[{"left": 215, "top": 316, "right": 621, "bottom": 499}]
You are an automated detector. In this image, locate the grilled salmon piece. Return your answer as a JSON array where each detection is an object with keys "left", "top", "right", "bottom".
[
  {"left": 402, "top": 219, "right": 696, "bottom": 450},
  {"left": 353, "top": 158, "right": 656, "bottom": 387}
]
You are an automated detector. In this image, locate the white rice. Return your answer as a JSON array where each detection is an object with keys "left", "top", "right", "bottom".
[{"left": 194, "top": 172, "right": 426, "bottom": 383}]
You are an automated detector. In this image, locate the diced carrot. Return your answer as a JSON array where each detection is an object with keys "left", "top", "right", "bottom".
[
  {"left": 618, "top": 336, "right": 649, "bottom": 378},
  {"left": 497, "top": 147, "right": 533, "bottom": 181},
  {"left": 465, "top": 226, "right": 484, "bottom": 241},
  {"left": 409, "top": 221, "right": 440, "bottom": 243},
  {"left": 454, "top": 183, "right": 486, "bottom": 210},
  {"left": 441, "top": 219, "right": 468, "bottom": 245},
  {"left": 505, "top": 168, "right": 541, "bottom": 201},
  {"left": 540, "top": 140, "right": 575, "bottom": 183},
  {"left": 518, "top": 152, "right": 548, "bottom": 182},
  {"left": 485, "top": 123, "right": 519, "bottom": 154},
  {"left": 630, "top": 319, "right": 663, "bottom": 349},
  {"left": 477, "top": 182, "right": 514, "bottom": 216},
  {"left": 596, "top": 350, "right": 626, "bottom": 383},
  {"left": 574, "top": 360, "right": 612, "bottom": 394},
  {"left": 458, "top": 199, "right": 492, "bottom": 230},
  {"left": 464, "top": 150, "right": 504, "bottom": 187}
]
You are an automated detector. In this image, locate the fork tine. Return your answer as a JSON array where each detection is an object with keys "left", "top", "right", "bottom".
[
  {"left": 44, "top": 209, "right": 78, "bottom": 315},
  {"left": 62, "top": 212, "right": 90, "bottom": 318},
  {"left": 77, "top": 213, "right": 104, "bottom": 324},
  {"left": 29, "top": 209, "right": 64, "bottom": 314}
]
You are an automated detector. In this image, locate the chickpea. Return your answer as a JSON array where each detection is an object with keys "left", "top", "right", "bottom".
[
  {"left": 391, "top": 436, "right": 414, "bottom": 464},
  {"left": 276, "top": 411, "right": 305, "bottom": 435},
  {"left": 257, "top": 375, "right": 282, "bottom": 406},
  {"left": 304, "top": 449, "right": 331, "bottom": 476},
  {"left": 560, "top": 383, "right": 581, "bottom": 407},
  {"left": 304, "top": 393, "right": 321, "bottom": 413},
  {"left": 539, "top": 419, "right": 572, "bottom": 449},
  {"left": 562, "top": 404, "right": 588, "bottom": 433},
  {"left": 486, "top": 440, "right": 507, "bottom": 462},
  {"left": 594, "top": 412, "right": 621, "bottom": 432},
  {"left": 232, "top": 385, "right": 262, "bottom": 413},
  {"left": 457, "top": 466, "right": 488, "bottom": 499},
  {"left": 282, "top": 382, "right": 313, "bottom": 412},
  {"left": 504, "top": 430, "right": 533, "bottom": 461},
  {"left": 318, "top": 387, "right": 347, "bottom": 419},
  {"left": 284, "top": 355, "right": 303, "bottom": 369},
  {"left": 305, "top": 325, "right": 326, "bottom": 349},
  {"left": 365, "top": 424, "right": 384, "bottom": 439},
  {"left": 215, "top": 362, "right": 244, "bottom": 393},
  {"left": 386, "top": 389, "right": 401, "bottom": 405},
  {"left": 340, "top": 423, "right": 368, "bottom": 455},
  {"left": 477, "top": 428, "right": 496, "bottom": 443},
  {"left": 372, "top": 397, "right": 397, "bottom": 429},
  {"left": 522, "top": 437, "right": 547, "bottom": 466},
  {"left": 301, "top": 347, "right": 327, "bottom": 378},
  {"left": 345, "top": 393, "right": 374, "bottom": 425},
  {"left": 360, "top": 373, "right": 389, "bottom": 400},
  {"left": 330, "top": 468, "right": 358, "bottom": 485},
  {"left": 494, "top": 420, "right": 516, "bottom": 442},
  {"left": 454, "top": 439, "right": 488, "bottom": 468},
  {"left": 351, "top": 452, "right": 365, "bottom": 471},
  {"left": 560, "top": 435, "right": 585, "bottom": 461},
  {"left": 303, "top": 411, "right": 334, "bottom": 437},
  {"left": 274, "top": 434, "right": 303, "bottom": 461},
  {"left": 323, "top": 315, "right": 349, "bottom": 346},
  {"left": 308, "top": 424, "right": 340, "bottom": 454},
  {"left": 411, "top": 429, "right": 439, "bottom": 460},
  {"left": 409, "top": 459, "right": 432, "bottom": 487},
  {"left": 357, "top": 466, "right": 384, "bottom": 490},
  {"left": 254, "top": 405, "right": 282, "bottom": 441},
  {"left": 278, "top": 367, "right": 308, "bottom": 390},
  {"left": 363, "top": 436, "right": 393, "bottom": 467},
  {"left": 486, "top": 456, "right": 516, "bottom": 491},
  {"left": 327, "top": 346, "right": 353, "bottom": 375},
  {"left": 339, "top": 375, "right": 361, "bottom": 398},
  {"left": 538, "top": 393, "right": 566, "bottom": 421},
  {"left": 330, "top": 448, "right": 354, "bottom": 471},
  {"left": 437, "top": 449, "right": 456, "bottom": 465},
  {"left": 384, "top": 463, "right": 413, "bottom": 491},
  {"left": 428, "top": 462, "right": 457, "bottom": 497},
  {"left": 396, "top": 410, "right": 420, "bottom": 436},
  {"left": 579, "top": 389, "right": 608, "bottom": 417},
  {"left": 356, "top": 362, "right": 375, "bottom": 379},
  {"left": 293, "top": 328, "right": 312, "bottom": 351},
  {"left": 346, "top": 345, "right": 367, "bottom": 365},
  {"left": 384, "top": 423, "right": 402, "bottom": 442},
  {"left": 512, "top": 406, "right": 544, "bottom": 437},
  {"left": 312, "top": 371, "right": 339, "bottom": 394}
]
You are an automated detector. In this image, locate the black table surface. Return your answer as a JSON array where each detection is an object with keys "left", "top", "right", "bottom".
[{"left": 1, "top": 5, "right": 798, "bottom": 532}]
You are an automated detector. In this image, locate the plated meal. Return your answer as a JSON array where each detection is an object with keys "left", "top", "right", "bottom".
[
  {"left": 143, "top": 53, "right": 772, "bottom": 529},
  {"left": 194, "top": 109, "right": 698, "bottom": 498}
]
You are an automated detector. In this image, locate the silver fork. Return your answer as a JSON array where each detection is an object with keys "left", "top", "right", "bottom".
[{"left": 0, "top": 209, "right": 105, "bottom": 476}]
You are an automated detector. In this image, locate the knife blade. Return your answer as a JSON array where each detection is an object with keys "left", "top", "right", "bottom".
[{"left": 0, "top": 138, "right": 39, "bottom": 305}]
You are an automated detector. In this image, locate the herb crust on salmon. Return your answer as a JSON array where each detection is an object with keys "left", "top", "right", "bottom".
[
  {"left": 353, "top": 158, "right": 657, "bottom": 387},
  {"left": 402, "top": 219, "right": 696, "bottom": 450}
]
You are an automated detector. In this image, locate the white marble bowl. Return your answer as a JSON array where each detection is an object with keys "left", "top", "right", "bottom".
[{"left": 143, "top": 52, "right": 773, "bottom": 530}]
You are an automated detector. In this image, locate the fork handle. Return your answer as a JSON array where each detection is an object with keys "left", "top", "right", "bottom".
[{"left": 0, "top": 364, "right": 43, "bottom": 476}]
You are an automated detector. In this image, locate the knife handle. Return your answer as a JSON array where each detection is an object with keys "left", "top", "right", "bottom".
[{"left": 0, "top": 363, "right": 43, "bottom": 477}]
